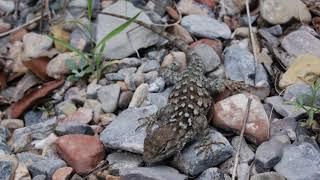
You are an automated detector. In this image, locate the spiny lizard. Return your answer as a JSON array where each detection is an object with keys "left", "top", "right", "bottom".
[{"left": 98, "top": 11, "right": 250, "bottom": 164}]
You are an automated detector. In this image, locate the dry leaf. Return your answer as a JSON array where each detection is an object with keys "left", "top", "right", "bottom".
[
  {"left": 51, "top": 24, "right": 70, "bottom": 52},
  {"left": 8, "top": 79, "right": 64, "bottom": 118},
  {"left": 23, "top": 57, "right": 51, "bottom": 81}
]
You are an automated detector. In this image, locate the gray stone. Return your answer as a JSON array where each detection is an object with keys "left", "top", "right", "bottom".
[
  {"left": 70, "top": 28, "right": 90, "bottom": 51},
  {"left": 55, "top": 123, "right": 94, "bottom": 136},
  {"left": 283, "top": 83, "right": 320, "bottom": 106},
  {"left": 274, "top": 142, "right": 320, "bottom": 180},
  {"left": 194, "top": 44, "right": 221, "bottom": 73},
  {"left": 86, "top": 80, "right": 102, "bottom": 98},
  {"left": 0, "top": 142, "right": 10, "bottom": 156},
  {"left": 250, "top": 172, "right": 286, "bottom": 180},
  {"left": 32, "top": 175, "right": 46, "bottom": 180},
  {"left": 0, "top": 0, "right": 15, "bottom": 14},
  {"left": 96, "top": 1, "right": 160, "bottom": 59},
  {"left": 224, "top": 44, "right": 255, "bottom": 85},
  {"left": 265, "top": 96, "right": 305, "bottom": 118},
  {"left": 147, "top": 49, "right": 168, "bottom": 63},
  {"left": 0, "top": 160, "right": 14, "bottom": 180},
  {"left": 220, "top": 0, "right": 246, "bottom": 15},
  {"left": 97, "top": 84, "right": 120, "bottom": 113},
  {"left": 147, "top": 88, "right": 172, "bottom": 109},
  {"left": 22, "top": 33, "right": 53, "bottom": 58},
  {"left": 138, "top": 60, "right": 160, "bottom": 73},
  {"left": 83, "top": 99, "right": 102, "bottom": 122},
  {"left": 144, "top": 71, "right": 159, "bottom": 84},
  {"left": 196, "top": 167, "right": 231, "bottom": 180},
  {"left": 172, "top": 128, "right": 233, "bottom": 176},
  {"left": 100, "top": 105, "right": 158, "bottom": 154},
  {"left": 148, "top": 77, "right": 165, "bottom": 93},
  {"left": 237, "top": 163, "right": 250, "bottom": 180},
  {"left": 24, "top": 110, "right": 45, "bottom": 127},
  {"left": 255, "top": 137, "right": 289, "bottom": 172},
  {"left": 17, "top": 152, "right": 44, "bottom": 167},
  {"left": 107, "top": 152, "right": 143, "bottom": 171},
  {"left": 260, "top": 0, "right": 311, "bottom": 25},
  {"left": 119, "top": 166, "right": 187, "bottom": 180},
  {"left": 28, "top": 159, "right": 66, "bottom": 179},
  {"left": 55, "top": 101, "right": 77, "bottom": 115},
  {"left": 119, "top": 58, "right": 143, "bottom": 69},
  {"left": 263, "top": 25, "right": 283, "bottom": 36},
  {"left": 64, "top": 87, "right": 86, "bottom": 104},
  {"left": 181, "top": 15, "right": 231, "bottom": 39},
  {"left": 0, "top": 127, "right": 9, "bottom": 142},
  {"left": 281, "top": 30, "right": 320, "bottom": 60},
  {"left": 258, "top": 29, "right": 280, "bottom": 47},
  {"left": 231, "top": 136, "right": 254, "bottom": 163},
  {"left": 270, "top": 117, "right": 298, "bottom": 137},
  {"left": 105, "top": 67, "right": 137, "bottom": 81}
]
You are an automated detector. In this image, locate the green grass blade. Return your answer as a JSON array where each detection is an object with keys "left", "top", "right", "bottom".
[
  {"left": 48, "top": 35, "right": 88, "bottom": 61},
  {"left": 94, "top": 12, "right": 141, "bottom": 54},
  {"left": 88, "top": 0, "right": 93, "bottom": 20}
]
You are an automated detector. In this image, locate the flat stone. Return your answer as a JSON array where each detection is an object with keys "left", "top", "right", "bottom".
[
  {"left": 55, "top": 101, "right": 77, "bottom": 115},
  {"left": 56, "top": 134, "right": 105, "bottom": 175},
  {"left": 107, "top": 152, "right": 143, "bottom": 172},
  {"left": 224, "top": 43, "right": 266, "bottom": 86},
  {"left": 231, "top": 136, "right": 254, "bottom": 163},
  {"left": 96, "top": 1, "right": 160, "bottom": 59},
  {"left": 118, "top": 58, "right": 143, "bottom": 69},
  {"left": 270, "top": 118, "right": 298, "bottom": 138},
  {"left": 194, "top": 44, "right": 221, "bottom": 73},
  {"left": 161, "top": 51, "right": 187, "bottom": 73},
  {"left": 58, "top": 107, "right": 93, "bottom": 124},
  {"left": 23, "top": 33, "right": 53, "bottom": 58},
  {"left": 213, "top": 93, "right": 270, "bottom": 144},
  {"left": 0, "top": 157, "right": 16, "bottom": 180},
  {"left": 282, "top": 31, "right": 320, "bottom": 59},
  {"left": 100, "top": 105, "right": 158, "bottom": 154},
  {"left": 97, "top": 84, "right": 121, "bottom": 113},
  {"left": 274, "top": 142, "right": 320, "bottom": 180},
  {"left": 250, "top": 172, "right": 286, "bottom": 180},
  {"left": 148, "top": 77, "right": 165, "bottom": 93},
  {"left": 181, "top": 15, "right": 231, "bottom": 39},
  {"left": 255, "top": 137, "right": 289, "bottom": 172},
  {"left": 55, "top": 123, "right": 94, "bottom": 136},
  {"left": 137, "top": 60, "right": 160, "bottom": 73},
  {"left": 24, "top": 110, "right": 45, "bottom": 127},
  {"left": 119, "top": 166, "right": 187, "bottom": 180},
  {"left": 265, "top": 96, "right": 305, "bottom": 118},
  {"left": 172, "top": 128, "right": 233, "bottom": 176},
  {"left": 46, "top": 52, "right": 81, "bottom": 79},
  {"left": 196, "top": 167, "right": 231, "bottom": 180},
  {"left": 16, "top": 152, "right": 44, "bottom": 167},
  {"left": 190, "top": 38, "right": 223, "bottom": 56},
  {"left": 118, "top": 91, "right": 134, "bottom": 109},
  {"left": 220, "top": 0, "right": 247, "bottom": 15},
  {"left": 279, "top": 54, "right": 320, "bottom": 88},
  {"left": 260, "top": 0, "right": 311, "bottom": 24},
  {"left": 28, "top": 159, "right": 66, "bottom": 179},
  {"left": 177, "top": 0, "right": 210, "bottom": 15}
]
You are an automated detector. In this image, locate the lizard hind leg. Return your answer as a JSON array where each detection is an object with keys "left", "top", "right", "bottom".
[{"left": 136, "top": 114, "right": 158, "bottom": 132}]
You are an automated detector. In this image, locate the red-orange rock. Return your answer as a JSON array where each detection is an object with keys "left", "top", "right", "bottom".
[
  {"left": 190, "top": 38, "right": 223, "bottom": 56},
  {"left": 56, "top": 135, "right": 106, "bottom": 175},
  {"left": 213, "top": 93, "right": 270, "bottom": 144},
  {"left": 52, "top": 167, "right": 74, "bottom": 180}
]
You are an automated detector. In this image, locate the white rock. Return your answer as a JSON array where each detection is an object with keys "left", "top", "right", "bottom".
[
  {"left": 23, "top": 33, "right": 53, "bottom": 58},
  {"left": 96, "top": 1, "right": 160, "bottom": 59}
]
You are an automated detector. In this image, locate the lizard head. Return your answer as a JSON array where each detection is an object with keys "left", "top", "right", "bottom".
[{"left": 143, "top": 123, "right": 186, "bottom": 164}]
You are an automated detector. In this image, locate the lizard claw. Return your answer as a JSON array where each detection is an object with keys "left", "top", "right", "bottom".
[{"left": 135, "top": 116, "right": 156, "bottom": 132}]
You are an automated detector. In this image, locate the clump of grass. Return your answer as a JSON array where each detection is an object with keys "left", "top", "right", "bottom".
[
  {"left": 49, "top": 0, "right": 140, "bottom": 81},
  {"left": 293, "top": 79, "right": 320, "bottom": 130}
]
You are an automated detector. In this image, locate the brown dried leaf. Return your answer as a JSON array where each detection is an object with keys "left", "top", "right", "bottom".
[
  {"left": 8, "top": 79, "right": 64, "bottom": 118},
  {"left": 0, "top": 71, "right": 6, "bottom": 89},
  {"left": 23, "top": 57, "right": 51, "bottom": 81},
  {"left": 312, "top": 17, "right": 320, "bottom": 33}
]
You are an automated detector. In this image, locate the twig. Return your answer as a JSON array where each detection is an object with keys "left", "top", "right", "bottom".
[
  {"left": 245, "top": 0, "right": 259, "bottom": 86},
  {"left": 40, "top": 0, "right": 45, "bottom": 33},
  {"left": 231, "top": 98, "right": 252, "bottom": 180},
  {"left": 0, "top": 13, "right": 48, "bottom": 38}
]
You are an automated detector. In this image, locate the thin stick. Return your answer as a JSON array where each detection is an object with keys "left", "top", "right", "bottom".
[
  {"left": 231, "top": 98, "right": 252, "bottom": 180},
  {"left": 245, "top": 0, "right": 259, "bottom": 86},
  {"left": 0, "top": 13, "right": 48, "bottom": 38}
]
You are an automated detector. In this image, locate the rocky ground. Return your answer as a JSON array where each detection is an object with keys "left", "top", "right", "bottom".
[{"left": 0, "top": 0, "right": 319, "bottom": 180}]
